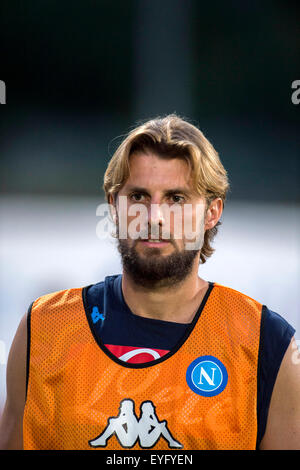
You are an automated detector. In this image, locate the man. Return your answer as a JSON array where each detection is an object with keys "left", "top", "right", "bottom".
[{"left": 0, "top": 114, "right": 299, "bottom": 450}]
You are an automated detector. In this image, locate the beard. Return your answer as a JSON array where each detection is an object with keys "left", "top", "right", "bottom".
[{"left": 117, "top": 237, "right": 199, "bottom": 289}]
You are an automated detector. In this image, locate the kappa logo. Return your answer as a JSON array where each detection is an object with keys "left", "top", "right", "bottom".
[
  {"left": 91, "top": 306, "right": 105, "bottom": 324},
  {"left": 88, "top": 398, "right": 183, "bottom": 449},
  {"left": 186, "top": 355, "right": 228, "bottom": 397}
]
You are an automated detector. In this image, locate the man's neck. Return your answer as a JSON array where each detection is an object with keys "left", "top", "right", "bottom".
[{"left": 121, "top": 270, "right": 209, "bottom": 324}]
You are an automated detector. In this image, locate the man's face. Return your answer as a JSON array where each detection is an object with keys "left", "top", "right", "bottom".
[{"left": 114, "top": 152, "right": 207, "bottom": 288}]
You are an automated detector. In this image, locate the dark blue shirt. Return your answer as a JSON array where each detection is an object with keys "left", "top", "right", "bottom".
[{"left": 82, "top": 274, "right": 296, "bottom": 449}]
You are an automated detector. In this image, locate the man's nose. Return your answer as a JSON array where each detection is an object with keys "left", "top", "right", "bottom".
[
  {"left": 148, "top": 202, "right": 165, "bottom": 227},
  {"left": 147, "top": 202, "right": 167, "bottom": 239}
]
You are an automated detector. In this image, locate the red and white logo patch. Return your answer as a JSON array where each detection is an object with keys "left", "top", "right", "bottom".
[{"left": 105, "top": 344, "right": 169, "bottom": 363}]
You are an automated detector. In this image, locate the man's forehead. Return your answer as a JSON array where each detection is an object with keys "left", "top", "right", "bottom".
[
  {"left": 125, "top": 152, "right": 194, "bottom": 192},
  {"left": 129, "top": 151, "right": 190, "bottom": 172}
]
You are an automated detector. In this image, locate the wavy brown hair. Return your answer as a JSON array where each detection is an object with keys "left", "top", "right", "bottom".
[{"left": 103, "top": 114, "right": 230, "bottom": 264}]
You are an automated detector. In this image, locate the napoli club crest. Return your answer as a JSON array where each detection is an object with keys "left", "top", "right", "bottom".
[{"left": 186, "top": 355, "right": 228, "bottom": 397}]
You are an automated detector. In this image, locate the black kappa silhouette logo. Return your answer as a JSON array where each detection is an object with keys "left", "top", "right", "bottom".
[{"left": 88, "top": 398, "right": 183, "bottom": 449}]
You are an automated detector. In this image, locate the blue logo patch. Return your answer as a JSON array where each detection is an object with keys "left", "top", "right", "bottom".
[
  {"left": 91, "top": 306, "right": 105, "bottom": 324},
  {"left": 186, "top": 355, "right": 228, "bottom": 397}
]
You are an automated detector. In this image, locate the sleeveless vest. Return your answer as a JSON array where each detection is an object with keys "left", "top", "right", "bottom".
[{"left": 23, "top": 282, "right": 262, "bottom": 450}]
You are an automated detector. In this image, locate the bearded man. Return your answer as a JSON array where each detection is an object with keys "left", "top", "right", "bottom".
[{"left": 1, "top": 114, "right": 299, "bottom": 450}]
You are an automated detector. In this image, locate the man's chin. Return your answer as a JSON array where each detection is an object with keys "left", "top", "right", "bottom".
[{"left": 117, "top": 239, "right": 199, "bottom": 289}]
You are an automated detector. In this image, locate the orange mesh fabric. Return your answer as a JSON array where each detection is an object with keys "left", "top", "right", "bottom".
[{"left": 23, "top": 283, "right": 262, "bottom": 450}]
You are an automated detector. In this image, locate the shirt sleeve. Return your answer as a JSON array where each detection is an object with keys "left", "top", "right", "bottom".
[{"left": 256, "top": 305, "right": 296, "bottom": 448}]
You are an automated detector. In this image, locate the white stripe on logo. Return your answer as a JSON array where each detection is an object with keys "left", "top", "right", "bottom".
[{"left": 119, "top": 348, "right": 161, "bottom": 362}]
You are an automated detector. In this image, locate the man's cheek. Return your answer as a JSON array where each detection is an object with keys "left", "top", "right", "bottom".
[{"left": 183, "top": 204, "right": 205, "bottom": 250}]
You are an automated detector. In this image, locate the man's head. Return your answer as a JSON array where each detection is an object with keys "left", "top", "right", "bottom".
[{"left": 103, "top": 114, "right": 229, "bottom": 288}]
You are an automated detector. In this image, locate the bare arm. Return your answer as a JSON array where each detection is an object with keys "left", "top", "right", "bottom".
[
  {"left": 260, "top": 336, "right": 300, "bottom": 449},
  {"left": 0, "top": 313, "right": 27, "bottom": 450}
]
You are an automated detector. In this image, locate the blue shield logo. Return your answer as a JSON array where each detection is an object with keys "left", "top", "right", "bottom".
[{"left": 186, "top": 355, "right": 228, "bottom": 397}]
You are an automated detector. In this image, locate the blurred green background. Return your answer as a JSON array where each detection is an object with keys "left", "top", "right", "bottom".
[{"left": 1, "top": 0, "right": 299, "bottom": 201}]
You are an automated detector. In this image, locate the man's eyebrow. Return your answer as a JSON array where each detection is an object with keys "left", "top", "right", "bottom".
[
  {"left": 124, "top": 185, "right": 193, "bottom": 196},
  {"left": 124, "top": 186, "right": 150, "bottom": 194},
  {"left": 164, "top": 187, "right": 193, "bottom": 196}
]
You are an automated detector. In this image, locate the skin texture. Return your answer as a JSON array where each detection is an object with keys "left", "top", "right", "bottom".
[
  {"left": 0, "top": 151, "right": 299, "bottom": 450},
  {"left": 0, "top": 312, "right": 27, "bottom": 449},
  {"left": 259, "top": 337, "right": 300, "bottom": 449}
]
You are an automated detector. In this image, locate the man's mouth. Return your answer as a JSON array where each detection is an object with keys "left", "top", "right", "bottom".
[{"left": 139, "top": 239, "right": 171, "bottom": 247}]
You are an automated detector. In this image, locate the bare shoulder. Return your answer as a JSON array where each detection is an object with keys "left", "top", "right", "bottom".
[
  {"left": 0, "top": 312, "right": 28, "bottom": 449},
  {"left": 260, "top": 336, "right": 300, "bottom": 450}
]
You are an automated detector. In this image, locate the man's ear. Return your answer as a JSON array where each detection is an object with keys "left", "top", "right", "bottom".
[{"left": 204, "top": 198, "right": 223, "bottom": 231}]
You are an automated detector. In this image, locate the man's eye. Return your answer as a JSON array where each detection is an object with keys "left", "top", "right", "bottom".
[
  {"left": 171, "top": 195, "right": 185, "bottom": 204},
  {"left": 130, "top": 193, "right": 145, "bottom": 202}
]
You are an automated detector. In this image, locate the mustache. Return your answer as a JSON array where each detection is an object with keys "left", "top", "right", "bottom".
[{"left": 135, "top": 228, "right": 175, "bottom": 242}]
